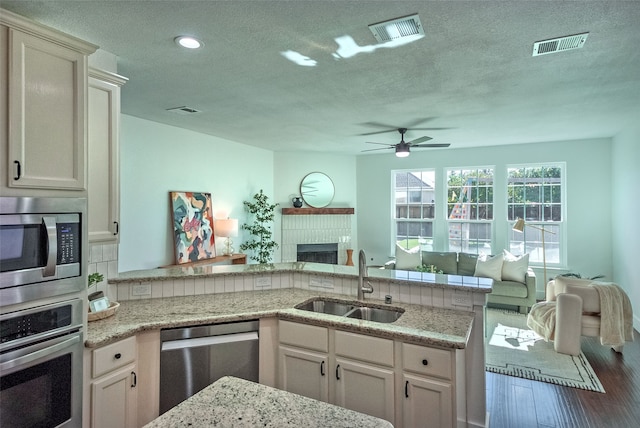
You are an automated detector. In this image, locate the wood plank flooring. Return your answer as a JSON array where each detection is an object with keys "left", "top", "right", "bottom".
[{"left": 486, "top": 331, "right": 640, "bottom": 428}]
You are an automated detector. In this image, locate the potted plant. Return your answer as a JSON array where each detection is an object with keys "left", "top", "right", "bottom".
[{"left": 239, "top": 190, "right": 279, "bottom": 264}]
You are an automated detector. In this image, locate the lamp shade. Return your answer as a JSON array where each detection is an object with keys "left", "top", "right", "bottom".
[
  {"left": 216, "top": 218, "right": 238, "bottom": 238},
  {"left": 512, "top": 218, "right": 525, "bottom": 233}
]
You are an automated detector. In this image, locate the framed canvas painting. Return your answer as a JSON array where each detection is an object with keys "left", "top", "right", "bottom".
[{"left": 170, "top": 191, "right": 216, "bottom": 264}]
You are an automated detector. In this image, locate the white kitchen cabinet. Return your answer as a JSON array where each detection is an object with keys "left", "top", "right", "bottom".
[
  {"left": 279, "top": 345, "right": 329, "bottom": 402},
  {"left": 333, "top": 330, "right": 395, "bottom": 423},
  {"left": 278, "top": 320, "right": 329, "bottom": 401},
  {"left": 401, "top": 343, "right": 455, "bottom": 428},
  {"left": 278, "top": 321, "right": 395, "bottom": 425},
  {"left": 1, "top": 10, "right": 97, "bottom": 192},
  {"left": 88, "top": 336, "right": 138, "bottom": 428},
  {"left": 88, "top": 68, "right": 127, "bottom": 242}
]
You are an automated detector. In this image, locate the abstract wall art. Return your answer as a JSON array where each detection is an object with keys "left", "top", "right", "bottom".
[{"left": 169, "top": 191, "right": 216, "bottom": 264}]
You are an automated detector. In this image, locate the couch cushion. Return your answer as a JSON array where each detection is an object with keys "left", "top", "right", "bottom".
[
  {"left": 474, "top": 254, "right": 504, "bottom": 281},
  {"left": 395, "top": 244, "right": 421, "bottom": 270},
  {"left": 501, "top": 250, "right": 529, "bottom": 284},
  {"left": 492, "top": 279, "right": 529, "bottom": 298},
  {"left": 458, "top": 253, "right": 478, "bottom": 276},
  {"left": 421, "top": 251, "right": 458, "bottom": 275}
]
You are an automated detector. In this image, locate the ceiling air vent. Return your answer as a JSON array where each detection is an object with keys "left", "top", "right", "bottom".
[
  {"left": 533, "top": 33, "right": 588, "bottom": 56},
  {"left": 166, "top": 106, "right": 201, "bottom": 115},
  {"left": 368, "top": 14, "right": 424, "bottom": 43}
]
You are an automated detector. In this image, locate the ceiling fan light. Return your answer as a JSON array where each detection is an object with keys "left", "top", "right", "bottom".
[{"left": 395, "top": 143, "right": 410, "bottom": 157}]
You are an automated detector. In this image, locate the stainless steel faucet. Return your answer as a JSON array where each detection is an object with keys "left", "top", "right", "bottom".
[{"left": 358, "top": 250, "right": 374, "bottom": 300}]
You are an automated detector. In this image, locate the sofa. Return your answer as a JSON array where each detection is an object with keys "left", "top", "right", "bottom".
[{"left": 385, "top": 248, "right": 537, "bottom": 314}]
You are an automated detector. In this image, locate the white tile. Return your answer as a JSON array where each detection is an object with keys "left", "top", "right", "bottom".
[
  {"left": 420, "top": 287, "right": 433, "bottom": 306},
  {"left": 173, "top": 279, "right": 185, "bottom": 296},
  {"left": 184, "top": 278, "right": 195, "bottom": 295},
  {"left": 224, "top": 277, "right": 234, "bottom": 293},
  {"left": 410, "top": 285, "right": 421, "bottom": 305},
  {"left": 244, "top": 276, "right": 254, "bottom": 291},
  {"left": 399, "top": 284, "right": 412, "bottom": 303},
  {"left": 102, "top": 244, "right": 117, "bottom": 262},
  {"left": 90, "top": 245, "right": 103, "bottom": 263},
  {"left": 204, "top": 278, "right": 215, "bottom": 295},
  {"left": 214, "top": 277, "right": 225, "bottom": 294},
  {"left": 107, "top": 261, "right": 118, "bottom": 279},
  {"left": 117, "top": 284, "right": 130, "bottom": 301},
  {"left": 162, "top": 281, "right": 174, "bottom": 297},
  {"left": 280, "top": 274, "right": 291, "bottom": 289},
  {"left": 432, "top": 288, "right": 445, "bottom": 307},
  {"left": 151, "top": 282, "right": 164, "bottom": 299},
  {"left": 194, "top": 278, "right": 205, "bottom": 295}
]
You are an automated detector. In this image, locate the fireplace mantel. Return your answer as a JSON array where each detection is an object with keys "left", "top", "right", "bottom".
[{"left": 282, "top": 208, "right": 354, "bottom": 215}]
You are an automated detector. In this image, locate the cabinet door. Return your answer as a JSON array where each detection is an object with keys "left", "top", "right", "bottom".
[
  {"left": 88, "top": 71, "right": 126, "bottom": 242},
  {"left": 402, "top": 373, "right": 453, "bottom": 428},
  {"left": 91, "top": 364, "right": 138, "bottom": 428},
  {"left": 334, "top": 358, "right": 395, "bottom": 424},
  {"left": 278, "top": 345, "right": 329, "bottom": 402},
  {"left": 8, "top": 29, "right": 87, "bottom": 190}
]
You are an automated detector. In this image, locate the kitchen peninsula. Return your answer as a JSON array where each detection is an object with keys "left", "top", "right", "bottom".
[{"left": 94, "top": 262, "right": 491, "bottom": 428}]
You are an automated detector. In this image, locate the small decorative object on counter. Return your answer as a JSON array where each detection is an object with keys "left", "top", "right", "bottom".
[
  {"left": 292, "top": 197, "right": 303, "bottom": 208},
  {"left": 345, "top": 249, "right": 354, "bottom": 266}
]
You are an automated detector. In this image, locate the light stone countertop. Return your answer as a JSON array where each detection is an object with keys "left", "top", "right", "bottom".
[
  {"left": 86, "top": 288, "right": 474, "bottom": 350},
  {"left": 143, "top": 376, "right": 393, "bottom": 428},
  {"left": 108, "top": 261, "right": 493, "bottom": 293}
]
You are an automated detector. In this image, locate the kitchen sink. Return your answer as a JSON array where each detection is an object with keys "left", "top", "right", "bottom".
[
  {"left": 294, "top": 297, "right": 404, "bottom": 323},
  {"left": 294, "top": 299, "right": 355, "bottom": 316},
  {"left": 345, "top": 306, "right": 403, "bottom": 323}
]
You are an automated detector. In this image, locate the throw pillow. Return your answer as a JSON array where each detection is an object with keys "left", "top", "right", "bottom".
[
  {"left": 474, "top": 253, "right": 504, "bottom": 281},
  {"left": 395, "top": 244, "right": 421, "bottom": 271},
  {"left": 501, "top": 250, "right": 530, "bottom": 283},
  {"left": 458, "top": 253, "right": 479, "bottom": 276}
]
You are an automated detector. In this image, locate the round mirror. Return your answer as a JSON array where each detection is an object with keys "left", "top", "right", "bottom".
[{"left": 300, "top": 172, "right": 335, "bottom": 208}]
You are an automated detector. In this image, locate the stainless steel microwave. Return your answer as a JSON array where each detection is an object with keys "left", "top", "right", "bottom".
[{"left": 0, "top": 197, "right": 86, "bottom": 307}]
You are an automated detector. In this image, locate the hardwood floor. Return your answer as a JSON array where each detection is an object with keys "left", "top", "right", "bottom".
[{"left": 486, "top": 331, "right": 640, "bottom": 428}]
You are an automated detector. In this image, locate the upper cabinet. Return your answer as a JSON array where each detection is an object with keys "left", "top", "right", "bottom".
[
  {"left": 88, "top": 68, "right": 127, "bottom": 243},
  {"left": 1, "top": 9, "right": 97, "bottom": 193}
]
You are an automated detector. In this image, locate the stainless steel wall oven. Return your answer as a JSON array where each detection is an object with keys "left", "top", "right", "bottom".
[{"left": 0, "top": 298, "right": 84, "bottom": 427}]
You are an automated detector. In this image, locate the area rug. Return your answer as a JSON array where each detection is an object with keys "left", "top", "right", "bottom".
[{"left": 485, "top": 308, "right": 605, "bottom": 393}]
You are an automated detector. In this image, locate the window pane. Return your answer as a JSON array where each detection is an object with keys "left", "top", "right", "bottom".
[{"left": 393, "top": 170, "right": 436, "bottom": 248}]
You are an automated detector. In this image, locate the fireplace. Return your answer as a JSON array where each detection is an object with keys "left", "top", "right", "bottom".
[
  {"left": 297, "top": 243, "right": 338, "bottom": 264},
  {"left": 281, "top": 212, "right": 353, "bottom": 264}
]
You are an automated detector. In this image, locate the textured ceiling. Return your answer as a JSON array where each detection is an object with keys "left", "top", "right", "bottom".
[{"left": 3, "top": 1, "right": 640, "bottom": 155}]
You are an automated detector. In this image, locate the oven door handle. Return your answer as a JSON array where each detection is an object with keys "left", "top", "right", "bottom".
[
  {"left": 42, "top": 216, "right": 58, "bottom": 277},
  {"left": 0, "top": 334, "right": 80, "bottom": 372}
]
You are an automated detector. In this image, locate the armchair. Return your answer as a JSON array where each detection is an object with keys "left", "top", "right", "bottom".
[{"left": 527, "top": 276, "right": 634, "bottom": 356}]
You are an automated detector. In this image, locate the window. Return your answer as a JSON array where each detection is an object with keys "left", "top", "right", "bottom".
[
  {"left": 507, "top": 164, "right": 564, "bottom": 266},
  {"left": 446, "top": 168, "right": 494, "bottom": 254},
  {"left": 393, "top": 170, "right": 435, "bottom": 250}
]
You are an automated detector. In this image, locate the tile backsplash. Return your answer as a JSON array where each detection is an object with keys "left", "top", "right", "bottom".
[
  {"left": 88, "top": 242, "right": 119, "bottom": 301},
  {"left": 281, "top": 214, "right": 352, "bottom": 264}
]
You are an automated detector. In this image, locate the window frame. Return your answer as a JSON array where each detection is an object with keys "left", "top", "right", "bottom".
[
  {"left": 506, "top": 162, "right": 566, "bottom": 268},
  {"left": 445, "top": 167, "right": 495, "bottom": 255}
]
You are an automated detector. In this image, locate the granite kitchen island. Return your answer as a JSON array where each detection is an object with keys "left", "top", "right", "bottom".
[{"left": 143, "top": 376, "right": 393, "bottom": 428}]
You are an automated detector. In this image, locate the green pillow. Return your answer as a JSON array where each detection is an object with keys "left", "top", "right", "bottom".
[
  {"left": 458, "top": 253, "right": 479, "bottom": 276},
  {"left": 421, "top": 252, "right": 458, "bottom": 274}
]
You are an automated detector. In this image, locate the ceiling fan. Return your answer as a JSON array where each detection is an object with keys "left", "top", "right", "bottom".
[{"left": 362, "top": 128, "right": 451, "bottom": 157}]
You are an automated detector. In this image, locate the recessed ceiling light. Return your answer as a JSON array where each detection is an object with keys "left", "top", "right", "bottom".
[{"left": 175, "top": 36, "right": 203, "bottom": 49}]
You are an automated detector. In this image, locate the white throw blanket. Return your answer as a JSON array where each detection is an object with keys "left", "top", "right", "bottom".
[
  {"left": 591, "top": 282, "right": 634, "bottom": 346},
  {"left": 527, "top": 282, "right": 634, "bottom": 346}
]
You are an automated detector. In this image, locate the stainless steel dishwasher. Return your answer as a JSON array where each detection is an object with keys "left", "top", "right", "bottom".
[{"left": 159, "top": 320, "right": 259, "bottom": 414}]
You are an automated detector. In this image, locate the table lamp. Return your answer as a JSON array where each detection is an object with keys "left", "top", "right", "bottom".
[{"left": 216, "top": 218, "right": 238, "bottom": 256}]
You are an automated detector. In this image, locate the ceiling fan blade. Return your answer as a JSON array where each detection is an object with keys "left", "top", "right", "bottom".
[
  {"left": 361, "top": 147, "right": 392, "bottom": 152},
  {"left": 365, "top": 141, "right": 394, "bottom": 146},
  {"left": 411, "top": 143, "right": 451, "bottom": 148},
  {"left": 402, "top": 117, "right": 439, "bottom": 129},
  {"left": 407, "top": 136, "right": 433, "bottom": 145},
  {"left": 409, "top": 127, "right": 452, "bottom": 131},
  {"left": 359, "top": 129, "right": 400, "bottom": 136}
]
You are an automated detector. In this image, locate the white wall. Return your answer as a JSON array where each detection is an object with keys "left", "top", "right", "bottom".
[
  {"left": 356, "top": 138, "right": 613, "bottom": 296},
  {"left": 273, "top": 152, "right": 358, "bottom": 262},
  {"left": 118, "top": 115, "right": 274, "bottom": 271},
  {"left": 612, "top": 126, "right": 640, "bottom": 329}
]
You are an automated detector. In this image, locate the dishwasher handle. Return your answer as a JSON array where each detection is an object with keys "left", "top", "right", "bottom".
[{"left": 161, "top": 331, "right": 258, "bottom": 351}]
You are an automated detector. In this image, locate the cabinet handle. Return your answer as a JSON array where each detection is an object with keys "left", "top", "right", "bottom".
[
  {"left": 13, "top": 161, "right": 21, "bottom": 180},
  {"left": 114, "top": 221, "right": 119, "bottom": 235},
  {"left": 422, "top": 359, "right": 429, "bottom": 366},
  {"left": 114, "top": 353, "right": 121, "bottom": 359},
  {"left": 405, "top": 380, "right": 409, "bottom": 398},
  {"left": 320, "top": 361, "right": 325, "bottom": 376},
  {"left": 336, "top": 364, "right": 341, "bottom": 380},
  {"left": 131, "top": 371, "right": 137, "bottom": 388}
]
